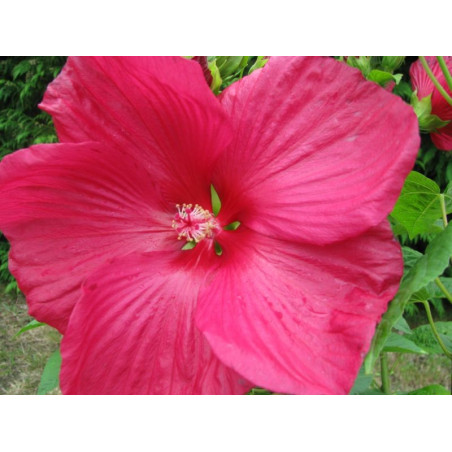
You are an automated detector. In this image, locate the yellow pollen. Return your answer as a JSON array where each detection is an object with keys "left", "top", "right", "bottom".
[{"left": 172, "top": 203, "right": 219, "bottom": 243}]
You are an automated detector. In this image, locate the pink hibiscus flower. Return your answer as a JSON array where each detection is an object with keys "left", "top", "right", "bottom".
[
  {"left": 410, "top": 56, "right": 452, "bottom": 151},
  {"left": 0, "top": 57, "right": 419, "bottom": 394}
]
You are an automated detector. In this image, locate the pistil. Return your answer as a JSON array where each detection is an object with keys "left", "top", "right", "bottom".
[{"left": 172, "top": 203, "right": 220, "bottom": 243}]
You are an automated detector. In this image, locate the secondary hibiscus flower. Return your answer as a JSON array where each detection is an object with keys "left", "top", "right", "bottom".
[
  {"left": 410, "top": 56, "right": 452, "bottom": 151},
  {"left": 0, "top": 57, "right": 419, "bottom": 394}
]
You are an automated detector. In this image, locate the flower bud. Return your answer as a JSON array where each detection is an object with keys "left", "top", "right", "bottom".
[
  {"left": 382, "top": 56, "right": 405, "bottom": 72},
  {"left": 215, "top": 56, "right": 249, "bottom": 78},
  {"left": 410, "top": 92, "right": 450, "bottom": 133}
]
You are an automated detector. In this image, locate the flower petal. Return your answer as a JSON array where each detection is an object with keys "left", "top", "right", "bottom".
[
  {"left": 0, "top": 142, "right": 176, "bottom": 333},
  {"left": 40, "top": 56, "right": 232, "bottom": 206},
  {"left": 197, "top": 222, "right": 402, "bottom": 394},
  {"left": 60, "top": 250, "right": 251, "bottom": 395},
  {"left": 410, "top": 56, "right": 452, "bottom": 151},
  {"left": 431, "top": 122, "right": 452, "bottom": 151},
  {"left": 214, "top": 56, "right": 419, "bottom": 244},
  {"left": 410, "top": 56, "right": 452, "bottom": 121}
]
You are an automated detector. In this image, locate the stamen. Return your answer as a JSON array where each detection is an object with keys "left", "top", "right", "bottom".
[{"left": 172, "top": 203, "right": 220, "bottom": 243}]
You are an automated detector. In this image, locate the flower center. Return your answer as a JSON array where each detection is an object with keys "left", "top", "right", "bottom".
[{"left": 172, "top": 204, "right": 220, "bottom": 243}]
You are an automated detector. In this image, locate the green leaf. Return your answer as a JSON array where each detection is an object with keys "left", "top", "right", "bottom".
[
  {"left": 367, "top": 69, "right": 396, "bottom": 87},
  {"left": 408, "top": 384, "right": 450, "bottom": 395},
  {"left": 382, "top": 332, "right": 427, "bottom": 354},
  {"left": 349, "top": 367, "right": 373, "bottom": 394},
  {"left": 11, "top": 60, "right": 31, "bottom": 80},
  {"left": 428, "top": 277, "right": 452, "bottom": 299},
  {"left": 393, "top": 316, "right": 412, "bottom": 334},
  {"left": 248, "top": 56, "right": 269, "bottom": 74},
  {"left": 446, "top": 161, "right": 452, "bottom": 183},
  {"left": 411, "top": 93, "right": 450, "bottom": 132},
  {"left": 37, "top": 348, "right": 61, "bottom": 395},
  {"left": 14, "top": 319, "right": 45, "bottom": 337},
  {"left": 402, "top": 246, "right": 422, "bottom": 272},
  {"left": 391, "top": 171, "right": 448, "bottom": 238},
  {"left": 210, "top": 184, "right": 221, "bottom": 216},
  {"left": 408, "top": 287, "right": 431, "bottom": 303},
  {"left": 393, "top": 80, "right": 413, "bottom": 101},
  {"left": 364, "top": 223, "right": 452, "bottom": 373},
  {"left": 445, "top": 181, "right": 452, "bottom": 212},
  {"left": 408, "top": 321, "right": 452, "bottom": 354}
]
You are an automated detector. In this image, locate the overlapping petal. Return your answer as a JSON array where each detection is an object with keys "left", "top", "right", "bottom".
[
  {"left": 40, "top": 56, "right": 233, "bottom": 206},
  {"left": 213, "top": 56, "right": 419, "bottom": 244},
  {"left": 0, "top": 142, "right": 176, "bottom": 333},
  {"left": 197, "top": 222, "right": 402, "bottom": 394},
  {"left": 431, "top": 122, "right": 452, "bottom": 150},
  {"left": 61, "top": 250, "right": 251, "bottom": 394}
]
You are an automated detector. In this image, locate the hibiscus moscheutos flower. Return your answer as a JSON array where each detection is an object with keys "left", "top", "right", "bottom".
[
  {"left": 410, "top": 56, "right": 452, "bottom": 151},
  {"left": 0, "top": 57, "right": 419, "bottom": 394}
]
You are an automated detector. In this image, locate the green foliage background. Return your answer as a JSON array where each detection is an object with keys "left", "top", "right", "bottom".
[{"left": 0, "top": 57, "right": 67, "bottom": 292}]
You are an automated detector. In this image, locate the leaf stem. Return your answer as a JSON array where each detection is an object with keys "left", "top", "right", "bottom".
[
  {"left": 419, "top": 56, "right": 452, "bottom": 107},
  {"left": 380, "top": 353, "right": 391, "bottom": 394},
  {"left": 421, "top": 300, "right": 452, "bottom": 359},
  {"left": 439, "top": 193, "right": 448, "bottom": 228},
  {"left": 435, "top": 277, "right": 452, "bottom": 304},
  {"left": 437, "top": 57, "right": 452, "bottom": 93}
]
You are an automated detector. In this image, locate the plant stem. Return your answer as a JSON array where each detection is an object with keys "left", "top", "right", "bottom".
[
  {"left": 421, "top": 300, "right": 452, "bottom": 360},
  {"left": 437, "top": 57, "right": 452, "bottom": 93},
  {"left": 380, "top": 353, "right": 391, "bottom": 394},
  {"left": 419, "top": 56, "right": 452, "bottom": 107}
]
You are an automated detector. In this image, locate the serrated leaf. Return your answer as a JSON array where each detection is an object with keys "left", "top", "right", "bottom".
[
  {"left": 364, "top": 223, "right": 452, "bottom": 373},
  {"left": 402, "top": 246, "right": 422, "bottom": 272},
  {"left": 37, "top": 348, "right": 61, "bottom": 395},
  {"left": 14, "top": 319, "right": 45, "bottom": 337},
  {"left": 382, "top": 332, "right": 428, "bottom": 354},
  {"left": 408, "top": 384, "right": 450, "bottom": 395},
  {"left": 391, "top": 171, "right": 449, "bottom": 238},
  {"left": 393, "top": 316, "right": 412, "bottom": 334},
  {"left": 408, "top": 322, "right": 452, "bottom": 354}
]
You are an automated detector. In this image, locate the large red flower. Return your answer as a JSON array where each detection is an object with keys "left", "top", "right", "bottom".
[
  {"left": 410, "top": 56, "right": 452, "bottom": 151},
  {"left": 0, "top": 57, "right": 419, "bottom": 394}
]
